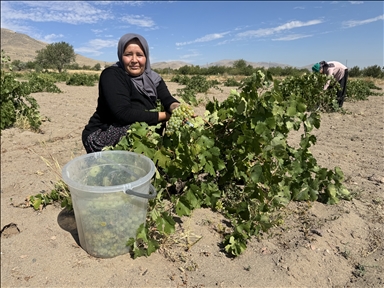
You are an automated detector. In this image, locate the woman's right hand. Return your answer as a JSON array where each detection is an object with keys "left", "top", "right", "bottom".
[{"left": 158, "top": 111, "right": 171, "bottom": 122}]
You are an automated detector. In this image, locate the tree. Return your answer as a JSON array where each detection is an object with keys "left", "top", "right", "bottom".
[
  {"left": 362, "top": 65, "right": 383, "bottom": 78},
  {"left": 11, "top": 60, "right": 25, "bottom": 71},
  {"left": 35, "top": 42, "right": 76, "bottom": 72},
  {"left": 93, "top": 63, "right": 101, "bottom": 71},
  {"left": 233, "top": 59, "right": 247, "bottom": 70},
  {"left": 348, "top": 66, "right": 361, "bottom": 77},
  {"left": 25, "top": 61, "right": 37, "bottom": 70}
]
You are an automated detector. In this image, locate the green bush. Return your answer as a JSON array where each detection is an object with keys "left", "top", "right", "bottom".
[
  {"left": 346, "top": 79, "right": 383, "bottom": 101},
  {"left": 1, "top": 70, "right": 41, "bottom": 131},
  {"left": 223, "top": 77, "right": 241, "bottom": 87},
  {"left": 170, "top": 74, "right": 190, "bottom": 85},
  {"left": 66, "top": 73, "right": 99, "bottom": 86},
  {"left": 27, "top": 72, "right": 62, "bottom": 93},
  {"left": 277, "top": 73, "right": 340, "bottom": 112}
]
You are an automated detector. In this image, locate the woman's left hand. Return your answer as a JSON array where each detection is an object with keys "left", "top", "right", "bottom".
[{"left": 169, "top": 102, "right": 180, "bottom": 113}]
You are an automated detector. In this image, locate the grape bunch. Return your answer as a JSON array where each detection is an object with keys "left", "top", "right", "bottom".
[
  {"left": 75, "top": 191, "right": 148, "bottom": 258},
  {"left": 166, "top": 102, "right": 195, "bottom": 136}
]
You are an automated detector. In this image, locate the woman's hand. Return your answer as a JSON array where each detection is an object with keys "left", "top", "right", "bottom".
[
  {"left": 158, "top": 111, "right": 171, "bottom": 122},
  {"left": 169, "top": 102, "right": 180, "bottom": 113}
]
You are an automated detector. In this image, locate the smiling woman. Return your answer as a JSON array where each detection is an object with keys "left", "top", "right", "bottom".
[
  {"left": 121, "top": 38, "right": 146, "bottom": 76},
  {"left": 81, "top": 33, "right": 180, "bottom": 153}
]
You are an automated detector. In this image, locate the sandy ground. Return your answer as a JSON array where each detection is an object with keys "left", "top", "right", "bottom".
[{"left": 1, "top": 80, "right": 383, "bottom": 288}]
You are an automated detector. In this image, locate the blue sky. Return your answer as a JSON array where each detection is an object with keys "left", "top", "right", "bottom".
[{"left": 1, "top": 1, "right": 383, "bottom": 68}]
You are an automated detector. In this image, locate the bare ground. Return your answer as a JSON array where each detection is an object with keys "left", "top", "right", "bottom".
[{"left": 1, "top": 81, "right": 383, "bottom": 288}]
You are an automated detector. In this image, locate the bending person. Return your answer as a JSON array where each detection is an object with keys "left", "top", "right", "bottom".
[{"left": 312, "top": 60, "right": 348, "bottom": 107}]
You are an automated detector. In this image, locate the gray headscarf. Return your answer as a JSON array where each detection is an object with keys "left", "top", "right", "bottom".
[{"left": 114, "top": 33, "right": 161, "bottom": 101}]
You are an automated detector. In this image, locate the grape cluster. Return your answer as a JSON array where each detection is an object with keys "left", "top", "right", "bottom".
[
  {"left": 166, "top": 103, "right": 195, "bottom": 136},
  {"left": 72, "top": 165, "right": 148, "bottom": 258},
  {"left": 75, "top": 192, "right": 148, "bottom": 258}
]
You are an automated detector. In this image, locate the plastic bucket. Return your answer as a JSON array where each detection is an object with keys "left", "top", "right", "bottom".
[{"left": 61, "top": 151, "right": 157, "bottom": 258}]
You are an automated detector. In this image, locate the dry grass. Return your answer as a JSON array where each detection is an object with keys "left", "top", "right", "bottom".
[
  {"left": 14, "top": 113, "right": 31, "bottom": 130},
  {"left": 66, "top": 69, "right": 102, "bottom": 75}
]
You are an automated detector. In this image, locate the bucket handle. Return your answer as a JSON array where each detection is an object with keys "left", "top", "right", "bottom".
[{"left": 124, "top": 184, "right": 157, "bottom": 199}]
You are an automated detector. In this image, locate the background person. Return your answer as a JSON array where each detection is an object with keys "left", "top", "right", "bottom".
[
  {"left": 312, "top": 61, "right": 348, "bottom": 107},
  {"left": 82, "top": 33, "right": 180, "bottom": 153}
]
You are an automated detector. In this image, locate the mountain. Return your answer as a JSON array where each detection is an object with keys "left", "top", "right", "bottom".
[
  {"left": 204, "top": 59, "right": 291, "bottom": 69},
  {"left": 1, "top": 28, "right": 310, "bottom": 70},
  {"left": 1, "top": 28, "right": 110, "bottom": 67},
  {"left": 151, "top": 61, "right": 191, "bottom": 70},
  {"left": 151, "top": 59, "right": 293, "bottom": 70}
]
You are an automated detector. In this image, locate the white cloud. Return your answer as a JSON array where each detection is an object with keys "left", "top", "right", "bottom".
[
  {"left": 1, "top": 1, "right": 114, "bottom": 25},
  {"left": 272, "top": 34, "right": 312, "bottom": 41},
  {"left": 43, "top": 33, "right": 64, "bottom": 43},
  {"left": 349, "top": 1, "right": 364, "bottom": 4},
  {"left": 92, "top": 29, "right": 106, "bottom": 34},
  {"left": 343, "top": 14, "right": 384, "bottom": 28},
  {"left": 180, "top": 50, "right": 201, "bottom": 60},
  {"left": 76, "top": 39, "right": 117, "bottom": 56},
  {"left": 176, "top": 32, "right": 230, "bottom": 46},
  {"left": 237, "top": 20, "right": 323, "bottom": 38},
  {"left": 121, "top": 15, "right": 156, "bottom": 28}
]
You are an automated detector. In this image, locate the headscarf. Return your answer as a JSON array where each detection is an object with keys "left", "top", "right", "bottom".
[
  {"left": 114, "top": 33, "right": 161, "bottom": 102},
  {"left": 312, "top": 63, "right": 321, "bottom": 73}
]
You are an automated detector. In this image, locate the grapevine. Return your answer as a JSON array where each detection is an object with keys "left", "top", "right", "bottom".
[{"left": 110, "top": 70, "right": 353, "bottom": 257}]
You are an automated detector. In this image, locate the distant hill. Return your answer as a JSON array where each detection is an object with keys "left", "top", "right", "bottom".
[
  {"left": 206, "top": 59, "right": 292, "bottom": 69},
  {"left": 151, "top": 59, "right": 293, "bottom": 70},
  {"left": 151, "top": 61, "right": 191, "bottom": 70},
  {"left": 1, "top": 28, "right": 310, "bottom": 70},
  {"left": 1, "top": 28, "right": 110, "bottom": 67}
]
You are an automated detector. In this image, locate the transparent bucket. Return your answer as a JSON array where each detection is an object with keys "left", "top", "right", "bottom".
[{"left": 61, "top": 151, "right": 156, "bottom": 258}]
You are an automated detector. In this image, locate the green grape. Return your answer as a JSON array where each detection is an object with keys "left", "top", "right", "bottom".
[
  {"left": 76, "top": 192, "right": 148, "bottom": 258},
  {"left": 166, "top": 102, "right": 195, "bottom": 136}
]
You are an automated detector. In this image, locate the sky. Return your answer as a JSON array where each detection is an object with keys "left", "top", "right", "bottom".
[{"left": 1, "top": 1, "right": 383, "bottom": 68}]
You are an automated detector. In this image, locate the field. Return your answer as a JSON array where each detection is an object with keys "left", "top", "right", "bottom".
[{"left": 1, "top": 79, "right": 383, "bottom": 287}]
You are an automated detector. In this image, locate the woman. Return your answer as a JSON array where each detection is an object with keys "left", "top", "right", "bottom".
[
  {"left": 82, "top": 33, "right": 180, "bottom": 153},
  {"left": 312, "top": 60, "right": 348, "bottom": 107}
]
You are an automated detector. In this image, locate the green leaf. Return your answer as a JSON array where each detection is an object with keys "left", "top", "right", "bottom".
[
  {"left": 250, "top": 164, "right": 262, "bottom": 183},
  {"left": 287, "top": 105, "right": 296, "bottom": 116},
  {"left": 153, "top": 149, "right": 171, "bottom": 168},
  {"left": 133, "top": 140, "right": 155, "bottom": 158},
  {"left": 136, "top": 224, "right": 148, "bottom": 242},
  {"left": 175, "top": 198, "right": 192, "bottom": 216},
  {"left": 327, "top": 184, "right": 337, "bottom": 198},
  {"left": 292, "top": 186, "right": 310, "bottom": 201},
  {"left": 334, "top": 167, "right": 344, "bottom": 182},
  {"left": 286, "top": 121, "right": 294, "bottom": 130},
  {"left": 204, "top": 161, "right": 216, "bottom": 176},
  {"left": 265, "top": 117, "right": 276, "bottom": 129},
  {"left": 156, "top": 212, "right": 176, "bottom": 235},
  {"left": 255, "top": 122, "right": 266, "bottom": 134},
  {"left": 147, "top": 239, "right": 160, "bottom": 256},
  {"left": 236, "top": 98, "right": 247, "bottom": 114},
  {"left": 185, "top": 190, "right": 200, "bottom": 209},
  {"left": 133, "top": 247, "right": 146, "bottom": 259},
  {"left": 32, "top": 196, "right": 42, "bottom": 210},
  {"left": 196, "top": 135, "right": 215, "bottom": 148}
]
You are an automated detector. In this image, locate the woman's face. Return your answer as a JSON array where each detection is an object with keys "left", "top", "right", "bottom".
[{"left": 122, "top": 39, "right": 146, "bottom": 76}]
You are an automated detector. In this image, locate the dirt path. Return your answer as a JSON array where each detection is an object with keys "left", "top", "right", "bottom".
[{"left": 1, "top": 81, "right": 383, "bottom": 287}]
